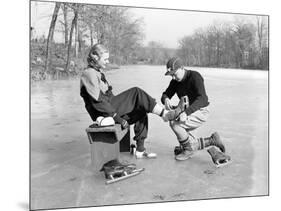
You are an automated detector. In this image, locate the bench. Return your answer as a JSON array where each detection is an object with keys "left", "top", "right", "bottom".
[{"left": 86, "top": 124, "right": 131, "bottom": 172}]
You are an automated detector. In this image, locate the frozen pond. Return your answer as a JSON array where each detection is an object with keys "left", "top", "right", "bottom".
[{"left": 31, "top": 65, "right": 268, "bottom": 210}]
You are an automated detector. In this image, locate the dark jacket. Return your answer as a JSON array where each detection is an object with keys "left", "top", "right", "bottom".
[{"left": 161, "top": 69, "right": 209, "bottom": 116}]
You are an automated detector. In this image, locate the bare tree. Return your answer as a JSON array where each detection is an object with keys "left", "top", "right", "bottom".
[
  {"left": 61, "top": 3, "right": 69, "bottom": 47},
  {"left": 65, "top": 4, "right": 78, "bottom": 72},
  {"left": 256, "top": 16, "right": 268, "bottom": 68},
  {"left": 80, "top": 5, "right": 144, "bottom": 64},
  {"left": 44, "top": 2, "right": 61, "bottom": 73},
  {"left": 74, "top": 5, "right": 82, "bottom": 58},
  {"left": 176, "top": 17, "right": 266, "bottom": 69}
]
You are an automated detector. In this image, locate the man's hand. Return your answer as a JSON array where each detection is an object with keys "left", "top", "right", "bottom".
[
  {"left": 164, "top": 98, "right": 172, "bottom": 110},
  {"left": 162, "top": 107, "right": 182, "bottom": 122},
  {"left": 176, "top": 112, "right": 188, "bottom": 122},
  {"left": 162, "top": 96, "right": 189, "bottom": 122}
]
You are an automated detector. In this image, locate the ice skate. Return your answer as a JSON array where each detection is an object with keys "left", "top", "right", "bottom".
[
  {"left": 103, "top": 165, "right": 145, "bottom": 184},
  {"left": 209, "top": 132, "right": 225, "bottom": 153},
  {"left": 100, "top": 159, "right": 144, "bottom": 184},
  {"left": 207, "top": 147, "right": 231, "bottom": 167},
  {"left": 100, "top": 159, "right": 136, "bottom": 171}
]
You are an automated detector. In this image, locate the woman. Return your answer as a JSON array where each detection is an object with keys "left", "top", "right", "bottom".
[{"left": 80, "top": 44, "right": 174, "bottom": 159}]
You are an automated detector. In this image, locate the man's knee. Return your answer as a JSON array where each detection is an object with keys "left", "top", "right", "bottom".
[
  {"left": 169, "top": 121, "right": 188, "bottom": 136},
  {"left": 169, "top": 120, "right": 181, "bottom": 129}
]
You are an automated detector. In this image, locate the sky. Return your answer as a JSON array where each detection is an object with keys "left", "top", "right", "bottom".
[
  {"left": 129, "top": 7, "right": 236, "bottom": 48},
  {"left": 31, "top": 1, "right": 259, "bottom": 48}
]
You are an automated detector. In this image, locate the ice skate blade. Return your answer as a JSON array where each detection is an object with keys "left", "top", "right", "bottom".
[
  {"left": 215, "top": 160, "right": 232, "bottom": 168},
  {"left": 105, "top": 168, "right": 145, "bottom": 184}
]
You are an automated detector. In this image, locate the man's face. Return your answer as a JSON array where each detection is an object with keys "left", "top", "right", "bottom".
[
  {"left": 97, "top": 52, "right": 109, "bottom": 69},
  {"left": 170, "top": 68, "right": 184, "bottom": 82}
]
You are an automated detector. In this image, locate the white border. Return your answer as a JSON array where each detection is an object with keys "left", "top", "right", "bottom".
[{"left": 1, "top": 0, "right": 279, "bottom": 211}]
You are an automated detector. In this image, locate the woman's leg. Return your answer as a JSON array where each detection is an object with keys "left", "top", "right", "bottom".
[
  {"left": 111, "top": 87, "right": 160, "bottom": 157},
  {"left": 111, "top": 87, "right": 157, "bottom": 115}
]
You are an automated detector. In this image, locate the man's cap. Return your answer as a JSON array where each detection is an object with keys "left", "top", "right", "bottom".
[{"left": 165, "top": 57, "right": 183, "bottom": 76}]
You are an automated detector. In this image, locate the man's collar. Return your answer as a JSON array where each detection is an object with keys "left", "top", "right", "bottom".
[{"left": 181, "top": 69, "right": 190, "bottom": 81}]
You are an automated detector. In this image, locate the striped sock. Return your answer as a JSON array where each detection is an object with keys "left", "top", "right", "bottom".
[{"left": 198, "top": 137, "right": 205, "bottom": 150}]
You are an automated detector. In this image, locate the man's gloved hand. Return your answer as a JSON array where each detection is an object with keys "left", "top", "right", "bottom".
[
  {"left": 167, "top": 96, "right": 189, "bottom": 122},
  {"left": 176, "top": 112, "right": 188, "bottom": 122},
  {"left": 164, "top": 98, "right": 172, "bottom": 110},
  {"left": 165, "top": 98, "right": 177, "bottom": 110},
  {"left": 162, "top": 107, "right": 182, "bottom": 122}
]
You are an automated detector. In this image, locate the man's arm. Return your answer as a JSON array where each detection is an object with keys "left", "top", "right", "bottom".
[
  {"left": 161, "top": 80, "right": 177, "bottom": 104},
  {"left": 184, "top": 73, "right": 209, "bottom": 116}
]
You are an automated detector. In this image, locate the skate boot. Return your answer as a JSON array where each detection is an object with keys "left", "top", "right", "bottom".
[
  {"left": 175, "top": 149, "right": 194, "bottom": 161},
  {"left": 205, "top": 132, "right": 225, "bottom": 153},
  {"left": 104, "top": 166, "right": 145, "bottom": 184},
  {"left": 135, "top": 150, "right": 157, "bottom": 159},
  {"left": 100, "top": 159, "right": 145, "bottom": 184},
  {"left": 207, "top": 147, "right": 231, "bottom": 167},
  {"left": 100, "top": 159, "right": 136, "bottom": 174},
  {"left": 103, "top": 166, "right": 127, "bottom": 179}
]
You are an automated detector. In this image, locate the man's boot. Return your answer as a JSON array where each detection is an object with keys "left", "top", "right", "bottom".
[
  {"left": 175, "top": 139, "right": 194, "bottom": 161},
  {"left": 200, "top": 132, "right": 225, "bottom": 153}
]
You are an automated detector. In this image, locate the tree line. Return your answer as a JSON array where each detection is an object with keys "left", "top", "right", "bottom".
[
  {"left": 134, "top": 17, "right": 268, "bottom": 70},
  {"left": 31, "top": 2, "right": 268, "bottom": 80},
  {"left": 176, "top": 17, "right": 268, "bottom": 70}
]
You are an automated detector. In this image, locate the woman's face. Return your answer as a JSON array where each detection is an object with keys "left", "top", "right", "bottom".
[{"left": 97, "top": 52, "right": 109, "bottom": 69}]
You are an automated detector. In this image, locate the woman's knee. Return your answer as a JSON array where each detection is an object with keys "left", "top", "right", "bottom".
[
  {"left": 131, "top": 86, "right": 149, "bottom": 94},
  {"left": 131, "top": 86, "right": 141, "bottom": 92}
]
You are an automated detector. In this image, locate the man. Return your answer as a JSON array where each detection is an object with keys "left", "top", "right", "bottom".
[
  {"left": 161, "top": 57, "right": 231, "bottom": 165},
  {"left": 80, "top": 44, "right": 173, "bottom": 159}
]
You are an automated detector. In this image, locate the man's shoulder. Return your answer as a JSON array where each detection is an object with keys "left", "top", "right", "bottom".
[
  {"left": 188, "top": 69, "right": 203, "bottom": 79},
  {"left": 187, "top": 69, "right": 200, "bottom": 75}
]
